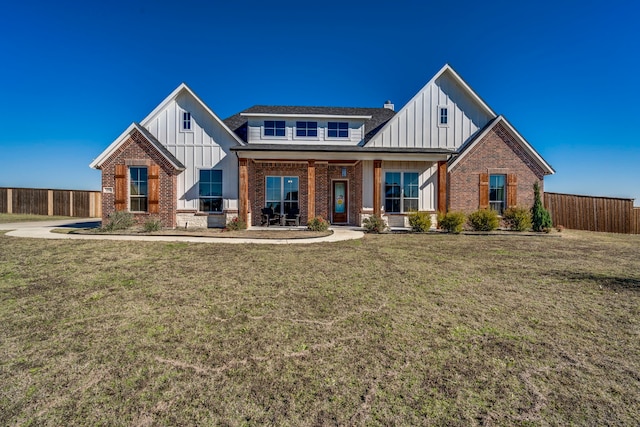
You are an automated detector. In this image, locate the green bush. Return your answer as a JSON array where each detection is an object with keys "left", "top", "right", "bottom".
[
  {"left": 225, "top": 216, "right": 247, "bottom": 231},
  {"left": 362, "top": 214, "right": 388, "bottom": 233},
  {"left": 438, "top": 211, "right": 466, "bottom": 234},
  {"left": 531, "top": 182, "right": 552, "bottom": 232},
  {"left": 468, "top": 209, "right": 500, "bottom": 231},
  {"left": 408, "top": 211, "right": 432, "bottom": 232},
  {"left": 503, "top": 206, "right": 532, "bottom": 231},
  {"left": 143, "top": 217, "right": 162, "bottom": 232},
  {"left": 103, "top": 210, "right": 134, "bottom": 231},
  {"left": 307, "top": 216, "right": 329, "bottom": 232}
]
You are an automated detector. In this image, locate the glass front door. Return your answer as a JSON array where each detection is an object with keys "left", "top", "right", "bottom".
[{"left": 332, "top": 181, "right": 348, "bottom": 223}]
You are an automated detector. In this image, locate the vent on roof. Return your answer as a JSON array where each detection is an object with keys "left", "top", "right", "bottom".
[{"left": 383, "top": 100, "right": 394, "bottom": 111}]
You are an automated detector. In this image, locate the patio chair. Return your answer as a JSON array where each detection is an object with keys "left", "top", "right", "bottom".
[
  {"left": 261, "top": 207, "right": 280, "bottom": 227},
  {"left": 282, "top": 207, "right": 300, "bottom": 226}
]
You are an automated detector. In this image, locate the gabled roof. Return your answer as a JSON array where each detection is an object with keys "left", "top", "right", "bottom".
[
  {"left": 141, "top": 83, "right": 246, "bottom": 147},
  {"left": 364, "top": 64, "right": 496, "bottom": 148},
  {"left": 223, "top": 105, "right": 396, "bottom": 144},
  {"left": 449, "top": 115, "right": 555, "bottom": 175},
  {"left": 89, "top": 123, "right": 185, "bottom": 170}
]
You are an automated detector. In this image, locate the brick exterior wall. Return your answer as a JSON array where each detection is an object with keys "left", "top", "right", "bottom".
[
  {"left": 99, "top": 130, "right": 180, "bottom": 228},
  {"left": 448, "top": 122, "right": 546, "bottom": 213},
  {"left": 248, "top": 161, "right": 362, "bottom": 226}
]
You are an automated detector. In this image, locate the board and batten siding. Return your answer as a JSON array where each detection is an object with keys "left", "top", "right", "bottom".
[
  {"left": 361, "top": 160, "right": 438, "bottom": 212},
  {"left": 367, "top": 73, "right": 493, "bottom": 150},
  {"left": 247, "top": 119, "right": 365, "bottom": 145},
  {"left": 142, "top": 91, "right": 239, "bottom": 211}
]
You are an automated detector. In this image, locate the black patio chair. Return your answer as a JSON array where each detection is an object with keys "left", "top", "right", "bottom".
[
  {"left": 261, "top": 207, "right": 280, "bottom": 226},
  {"left": 282, "top": 207, "right": 300, "bottom": 226}
]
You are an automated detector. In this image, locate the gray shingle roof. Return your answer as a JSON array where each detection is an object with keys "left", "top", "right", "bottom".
[{"left": 223, "top": 105, "right": 396, "bottom": 144}]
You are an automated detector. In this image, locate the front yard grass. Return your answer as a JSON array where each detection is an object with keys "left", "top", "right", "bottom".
[{"left": 0, "top": 231, "right": 638, "bottom": 425}]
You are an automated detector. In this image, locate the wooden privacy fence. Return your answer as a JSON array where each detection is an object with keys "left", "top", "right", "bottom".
[
  {"left": 544, "top": 192, "right": 639, "bottom": 234},
  {"left": 0, "top": 187, "right": 101, "bottom": 218}
]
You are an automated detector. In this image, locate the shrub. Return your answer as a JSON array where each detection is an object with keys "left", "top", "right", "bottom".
[
  {"left": 438, "top": 211, "right": 466, "bottom": 234},
  {"left": 307, "top": 216, "right": 329, "bottom": 232},
  {"left": 468, "top": 209, "right": 500, "bottom": 231},
  {"left": 225, "top": 216, "right": 247, "bottom": 231},
  {"left": 408, "top": 211, "right": 432, "bottom": 232},
  {"left": 362, "top": 214, "right": 388, "bottom": 233},
  {"left": 531, "top": 182, "right": 552, "bottom": 232},
  {"left": 143, "top": 217, "right": 162, "bottom": 232},
  {"left": 503, "top": 206, "right": 532, "bottom": 231},
  {"left": 103, "top": 210, "right": 134, "bottom": 231}
]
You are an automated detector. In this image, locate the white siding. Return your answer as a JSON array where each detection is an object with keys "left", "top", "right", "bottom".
[
  {"left": 361, "top": 160, "right": 374, "bottom": 209},
  {"left": 382, "top": 161, "right": 438, "bottom": 212},
  {"left": 367, "top": 72, "right": 494, "bottom": 150},
  {"left": 143, "top": 91, "right": 239, "bottom": 211},
  {"left": 246, "top": 118, "right": 365, "bottom": 145}
]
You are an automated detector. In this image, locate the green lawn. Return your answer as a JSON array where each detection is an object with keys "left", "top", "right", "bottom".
[
  {"left": 0, "top": 231, "right": 638, "bottom": 425},
  {"left": 0, "top": 213, "right": 75, "bottom": 224}
]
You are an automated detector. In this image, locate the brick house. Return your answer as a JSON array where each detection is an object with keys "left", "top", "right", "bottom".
[{"left": 90, "top": 64, "right": 554, "bottom": 228}]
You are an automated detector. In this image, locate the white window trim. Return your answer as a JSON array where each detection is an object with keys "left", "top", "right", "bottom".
[
  {"left": 128, "top": 165, "right": 148, "bottom": 213},
  {"left": 383, "top": 170, "right": 420, "bottom": 214},
  {"left": 437, "top": 106, "right": 449, "bottom": 128},
  {"left": 326, "top": 121, "right": 350, "bottom": 139},
  {"left": 294, "top": 121, "right": 319, "bottom": 140},
  {"left": 262, "top": 120, "right": 288, "bottom": 139},
  {"left": 198, "top": 168, "right": 223, "bottom": 213},
  {"left": 180, "top": 110, "right": 193, "bottom": 133}
]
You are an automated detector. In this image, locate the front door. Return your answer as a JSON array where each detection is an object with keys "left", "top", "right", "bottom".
[{"left": 332, "top": 181, "right": 348, "bottom": 224}]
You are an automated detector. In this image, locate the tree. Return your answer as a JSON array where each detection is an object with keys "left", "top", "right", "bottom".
[{"left": 531, "top": 182, "right": 552, "bottom": 232}]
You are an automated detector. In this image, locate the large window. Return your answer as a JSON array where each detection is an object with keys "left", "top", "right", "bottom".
[
  {"left": 489, "top": 174, "right": 506, "bottom": 214},
  {"left": 328, "top": 122, "right": 348, "bottom": 138},
  {"left": 129, "top": 167, "right": 148, "bottom": 212},
  {"left": 296, "top": 121, "right": 318, "bottom": 137},
  {"left": 199, "top": 170, "right": 223, "bottom": 212},
  {"left": 266, "top": 176, "right": 299, "bottom": 215},
  {"left": 264, "top": 120, "right": 286, "bottom": 137},
  {"left": 384, "top": 172, "right": 419, "bottom": 213}
]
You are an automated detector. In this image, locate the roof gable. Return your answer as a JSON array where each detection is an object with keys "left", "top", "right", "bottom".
[
  {"left": 365, "top": 64, "right": 496, "bottom": 149},
  {"left": 449, "top": 115, "right": 555, "bottom": 175},
  {"left": 89, "top": 123, "right": 185, "bottom": 170},
  {"left": 141, "top": 83, "right": 246, "bottom": 147}
]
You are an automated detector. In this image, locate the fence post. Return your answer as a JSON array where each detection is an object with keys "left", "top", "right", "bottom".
[
  {"left": 48, "top": 190, "right": 54, "bottom": 216},
  {"left": 69, "top": 191, "right": 74, "bottom": 217},
  {"left": 7, "top": 188, "right": 12, "bottom": 214}
]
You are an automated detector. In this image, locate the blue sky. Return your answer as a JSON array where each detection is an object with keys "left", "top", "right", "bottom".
[{"left": 1, "top": 0, "right": 639, "bottom": 205}]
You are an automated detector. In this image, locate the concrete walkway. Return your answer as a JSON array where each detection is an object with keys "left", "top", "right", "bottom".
[{"left": 0, "top": 218, "right": 364, "bottom": 244}]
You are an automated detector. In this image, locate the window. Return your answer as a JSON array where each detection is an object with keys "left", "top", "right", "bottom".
[
  {"left": 264, "top": 120, "right": 286, "bottom": 137},
  {"left": 296, "top": 121, "right": 318, "bottom": 137},
  {"left": 328, "top": 122, "right": 348, "bottom": 138},
  {"left": 439, "top": 107, "right": 448, "bottom": 126},
  {"left": 199, "top": 170, "right": 223, "bottom": 212},
  {"left": 129, "top": 167, "right": 148, "bottom": 212},
  {"left": 181, "top": 111, "right": 192, "bottom": 131},
  {"left": 489, "top": 174, "right": 506, "bottom": 214},
  {"left": 265, "top": 176, "right": 299, "bottom": 215},
  {"left": 384, "top": 172, "right": 419, "bottom": 213}
]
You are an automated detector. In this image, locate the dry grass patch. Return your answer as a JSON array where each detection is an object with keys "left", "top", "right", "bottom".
[
  {"left": 0, "top": 213, "right": 75, "bottom": 224},
  {"left": 0, "top": 230, "right": 638, "bottom": 425},
  {"left": 74, "top": 227, "right": 332, "bottom": 239}
]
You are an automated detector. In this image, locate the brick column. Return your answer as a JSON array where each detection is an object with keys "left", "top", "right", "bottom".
[
  {"left": 307, "top": 160, "right": 315, "bottom": 220},
  {"left": 437, "top": 161, "right": 447, "bottom": 213},
  {"left": 373, "top": 160, "right": 382, "bottom": 215},
  {"left": 239, "top": 158, "right": 249, "bottom": 224}
]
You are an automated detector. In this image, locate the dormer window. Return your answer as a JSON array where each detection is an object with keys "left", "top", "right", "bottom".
[
  {"left": 264, "top": 120, "right": 286, "bottom": 137},
  {"left": 328, "top": 122, "right": 348, "bottom": 138},
  {"left": 181, "top": 111, "right": 192, "bottom": 131},
  {"left": 296, "top": 121, "right": 318, "bottom": 137},
  {"left": 439, "top": 107, "right": 448, "bottom": 126}
]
